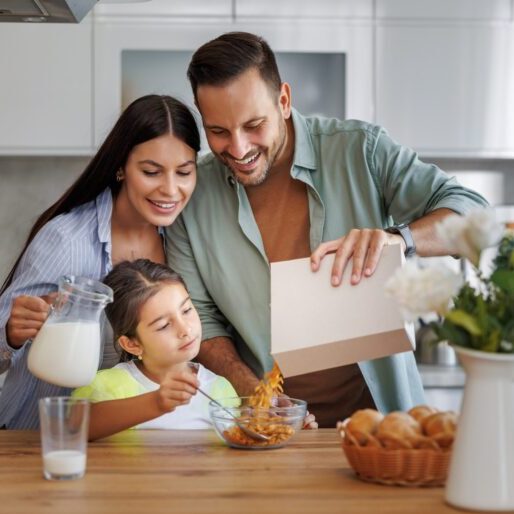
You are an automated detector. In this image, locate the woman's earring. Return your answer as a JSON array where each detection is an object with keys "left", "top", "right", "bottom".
[
  {"left": 137, "top": 354, "right": 143, "bottom": 361},
  {"left": 116, "top": 169, "right": 124, "bottom": 182}
]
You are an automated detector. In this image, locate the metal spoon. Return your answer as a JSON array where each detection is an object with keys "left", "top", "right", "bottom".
[{"left": 196, "top": 386, "right": 270, "bottom": 442}]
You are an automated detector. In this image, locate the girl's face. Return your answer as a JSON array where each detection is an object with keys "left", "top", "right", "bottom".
[
  {"left": 133, "top": 283, "right": 202, "bottom": 370},
  {"left": 118, "top": 133, "right": 197, "bottom": 227}
]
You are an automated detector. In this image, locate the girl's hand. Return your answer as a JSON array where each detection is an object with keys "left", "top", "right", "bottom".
[
  {"left": 154, "top": 369, "right": 200, "bottom": 414},
  {"left": 6, "top": 294, "right": 54, "bottom": 348}
]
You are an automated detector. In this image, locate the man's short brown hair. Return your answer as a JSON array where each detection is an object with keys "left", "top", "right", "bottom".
[{"left": 187, "top": 32, "right": 282, "bottom": 102}]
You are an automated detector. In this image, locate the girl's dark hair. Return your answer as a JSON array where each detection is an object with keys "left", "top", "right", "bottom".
[
  {"left": 1, "top": 95, "right": 200, "bottom": 294},
  {"left": 103, "top": 259, "right": 186, "bottom": 362},
  {"left": 187, "top": 32, "right": 282, "bottom": 101}
]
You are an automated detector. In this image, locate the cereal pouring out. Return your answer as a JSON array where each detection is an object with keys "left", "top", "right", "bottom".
[{"left": 209, "top": 363, "right": 307, "bottom": 449}]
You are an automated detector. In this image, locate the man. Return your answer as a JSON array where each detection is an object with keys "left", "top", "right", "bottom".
[{"left": 166, "top": 32, "right": 487, "bottom": 427}]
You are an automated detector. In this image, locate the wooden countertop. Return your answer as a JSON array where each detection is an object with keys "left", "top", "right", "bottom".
[{"left": 0, "top": 429, "right": 474, "bottom": 514}]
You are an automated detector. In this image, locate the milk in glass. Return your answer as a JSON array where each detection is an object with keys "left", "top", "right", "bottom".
[{"left": 43, "top": 450, "right": 87, "bottom": 478}]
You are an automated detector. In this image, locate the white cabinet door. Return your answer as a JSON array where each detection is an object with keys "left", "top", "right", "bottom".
[
  {"left": 376, "top": 24, "right": 514, "bottom": 157},
  {"left": 94, "top": 0, "right": 232, "bottom": 18},
  {"left": 376, "top": 0, "right": 511, "bottom": 20},
  {"left": 0, "top": 18, "right": 93, "bottom": 155},
  {"left": 236, "top": 0, "right": 372, "bottom": 18}
]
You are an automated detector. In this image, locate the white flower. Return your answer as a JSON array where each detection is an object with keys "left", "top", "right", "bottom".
[
  {"left": 385, "top": 260, "right": 463, "bottom": 321},
  {"left": 436, "top": 209, "right": 504, "bottom": 267}
]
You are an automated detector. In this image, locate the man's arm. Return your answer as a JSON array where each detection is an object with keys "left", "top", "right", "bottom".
[
  {"left": 312, "top": 125, "right": 488, "bottom": 286},
  {"left": 409, "top": 207, "right": 457, "bottom": 255},
  {"left": 197, "top": 336, "right": 259, "bottom": 396},
  {"left": 311, "top": 207, "right": 457, "bottom": 286}
]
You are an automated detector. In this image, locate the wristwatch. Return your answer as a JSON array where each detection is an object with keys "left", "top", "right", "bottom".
[{"left": 385, "top": 223, "right": 416, "bottom": 258}]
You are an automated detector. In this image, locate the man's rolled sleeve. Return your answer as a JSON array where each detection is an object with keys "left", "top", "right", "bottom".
[{"left": 369, "top": 127, "right": 488, "bottom": 223}]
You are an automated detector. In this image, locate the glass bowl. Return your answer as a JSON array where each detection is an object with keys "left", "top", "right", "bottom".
[{"left": 209, "top": 396, "right": 307, "bottom": 450}]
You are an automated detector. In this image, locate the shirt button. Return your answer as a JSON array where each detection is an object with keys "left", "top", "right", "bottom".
[{"left": 228, "top": 176, "right": 236, "bottom": 187}]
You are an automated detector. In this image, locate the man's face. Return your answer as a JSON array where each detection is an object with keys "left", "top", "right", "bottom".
[{"left": 196, "top": 67, "right": 292, "bottom": 186}]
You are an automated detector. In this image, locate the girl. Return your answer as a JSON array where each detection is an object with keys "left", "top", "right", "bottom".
[
  {"left": 73, "top": 259, "right": 236, "bottom": 440},
  {"left": 0, "top": 95, "right": 200, "bottom": 429}
]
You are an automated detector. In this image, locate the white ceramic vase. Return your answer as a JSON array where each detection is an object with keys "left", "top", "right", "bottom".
[{"left": 445, "top": 345, "right": 514, "bottom": 511}]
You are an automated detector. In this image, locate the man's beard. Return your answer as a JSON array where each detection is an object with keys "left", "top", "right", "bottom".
[{"left": 227, "top": 122, "right": 287, "bottom": 187}]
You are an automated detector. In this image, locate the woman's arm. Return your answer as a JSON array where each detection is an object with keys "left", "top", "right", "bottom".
[{"left": 0, "top": 225, "right": 69, "bottom": 365}]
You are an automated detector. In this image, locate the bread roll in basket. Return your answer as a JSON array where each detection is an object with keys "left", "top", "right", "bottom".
[{"left": 337, "top": 406, "right": 457, "bottom": 487}]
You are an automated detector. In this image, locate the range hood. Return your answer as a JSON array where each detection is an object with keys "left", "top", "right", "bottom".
[
  {"left": 0, "top": 0, "right": 147, "bottom": 23},
  {"left": 0, "top": 0, "right": 97, "bottom": 22}
]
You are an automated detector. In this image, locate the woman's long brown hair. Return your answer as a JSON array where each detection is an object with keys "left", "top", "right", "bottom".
[{"left": 1, "top": 95, "right": 200, "bottom": 294}]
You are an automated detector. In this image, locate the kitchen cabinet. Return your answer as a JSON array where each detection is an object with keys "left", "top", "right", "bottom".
[
  {"left": 376, "top": 23, "right": 514, "bottom": 157},
  {"left": 376, "top": 0, "right": 511, "bottom": 20},
  {"left": 3, "top": 0, "right": 512, "bottom": 157},
  {"left": 235, "top": 0, "right": 372, "bottom": 18},
  {"left": 0, "top": 17, "right": 93, "bottom": 155},
  {"left": 93, "top": 0, "right": 233, "bottom": 19},
  {"left": 93, "top": 16, "right": 373, "bottom": 147},
  {"left": 418, "top": 364, "right": 464, "bottom": 412}
]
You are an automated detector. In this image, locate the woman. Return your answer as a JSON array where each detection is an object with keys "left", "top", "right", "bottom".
[{"left": 0, "top": 94, "right": 200, "bottom": 429}]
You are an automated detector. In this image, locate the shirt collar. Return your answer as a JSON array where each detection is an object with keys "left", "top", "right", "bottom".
[{"left": 290, "top": 108, "right": 317, "bottom": 172}]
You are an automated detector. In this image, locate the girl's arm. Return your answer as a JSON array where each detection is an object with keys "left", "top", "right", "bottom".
[
  {"left": 88, "top": 391, "right": 163, "bottom": 441},
  {"left": 87, "top": 370, "right": 200, "bottom": 441}
]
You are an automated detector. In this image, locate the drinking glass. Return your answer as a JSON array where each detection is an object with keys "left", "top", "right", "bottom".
[{"left": 39, "top": 397, "right": 90, "bottom": 480}]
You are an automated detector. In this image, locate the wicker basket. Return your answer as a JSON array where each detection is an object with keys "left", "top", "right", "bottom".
[{"left": 342, "top": 441, "right": 451, "bottom": 486}]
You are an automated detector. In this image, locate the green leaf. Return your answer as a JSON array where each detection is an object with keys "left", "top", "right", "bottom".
[
  {"left": 490, "top": 269, "right": 514, "bottom": 295},
  {"left": 445, "top": 309, "right": 482, "bottom": 336},
  {"left": 479, "top": 329, "right": 501, "bottom": 352},
  {"left": 502, "top": 319, "right": 514, "bottom": 343},
  {"left": 431, "top": 319, "right": 471, "bottom": 348}
]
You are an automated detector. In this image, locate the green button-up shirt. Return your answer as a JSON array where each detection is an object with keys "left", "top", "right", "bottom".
[{"left": 166, "top": 109, "right": 487, "bottom": 413}]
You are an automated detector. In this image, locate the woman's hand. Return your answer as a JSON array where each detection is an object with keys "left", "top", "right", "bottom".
[
  {"left": 154, "top": 369, "right": 200, "bottom": 414},
  {"left": 6, "top": 294, "right": 54, "bottom": 348}
]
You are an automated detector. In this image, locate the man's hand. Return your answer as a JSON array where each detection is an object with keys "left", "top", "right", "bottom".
[
  {"left": 277, "top": 394, "right": 318, "bottom": 430},
  {"left": 154, "top": 369, "right": 199, "bottom": 414},
  {"left": 302, "top": 410, "right": 318, "bottom": 430},
  {"left": 6, "top": 294, "right": 55, "bottom": 348},
  {"left": 310, "top": 229, "right": 405, "bottom": 286}
]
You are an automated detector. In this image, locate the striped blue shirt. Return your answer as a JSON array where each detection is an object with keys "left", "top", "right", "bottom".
[{"left": 0, "top": 188, "right": 118, "bottom": 429}]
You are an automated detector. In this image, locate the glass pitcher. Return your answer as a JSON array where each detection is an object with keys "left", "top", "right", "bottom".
[{"left": 27, "top": 276, "right": 113, "bottom": 388}]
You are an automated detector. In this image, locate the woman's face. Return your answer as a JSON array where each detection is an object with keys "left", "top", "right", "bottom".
[
  {"left": 119, "top": 133, "right": 197, "bottom": 227},
  {"left": 134, "top": 283, "right": 202, "bottom": 370}
]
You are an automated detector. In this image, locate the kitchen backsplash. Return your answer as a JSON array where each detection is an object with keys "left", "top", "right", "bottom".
[
  {"left": 0, "top": 157, "right": 88, "bottom": 283},
  {"left": 0, "top": 156, "right": 513, "bottom": 284}
]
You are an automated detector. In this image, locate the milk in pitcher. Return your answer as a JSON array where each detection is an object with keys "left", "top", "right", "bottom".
[{"left": 28, "top": 322, "right": 100, "bottom": 387}]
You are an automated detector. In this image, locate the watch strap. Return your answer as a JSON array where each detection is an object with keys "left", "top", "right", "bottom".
[{"left": 385, "top": 223, "right": 416, "bottom": 257}]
